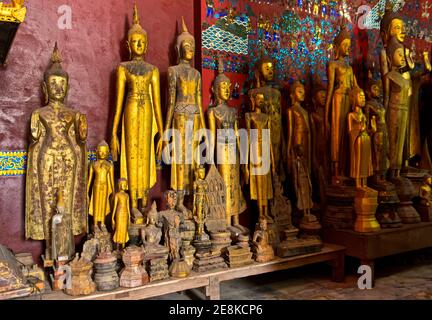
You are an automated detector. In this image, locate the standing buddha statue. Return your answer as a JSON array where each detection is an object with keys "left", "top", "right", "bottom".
[
  {"left": 25, "top": 42, "right": 88, "bottom": 263},
  {"left": 87, "top": 141, "right": 115, "bottom": 228},
  {"left": 244, "top": 92, "right": 275, "bottom": 221},
  {"left": 207, "top": 57, "right": 247, "bottom": 229},
  {"left": 164, "top": 17, "right": 207, "bottom": 216},
  {"left": 325, "top": 26, "right": 358, "bottom": 183},
  {"left": 110, "top": 4, "right": 164, "bottom": 211}
]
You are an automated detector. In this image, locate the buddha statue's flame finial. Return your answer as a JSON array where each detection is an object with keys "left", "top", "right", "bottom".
[
  {"left": 133, "top": 3, "right": 140, "bottom": 26},
  {"left": 181, "top": 16, "right": 188, "bottom": 33},
  {"left": 51, "top": 41, "right": 62, "bottom": 64},
  {"left": 217, "top": 56, "right": 224, "bottom": 75}
]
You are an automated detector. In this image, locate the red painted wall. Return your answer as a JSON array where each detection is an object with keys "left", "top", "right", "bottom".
[{"left": 0, "top": 0, "right": 198, "bottom": 261}]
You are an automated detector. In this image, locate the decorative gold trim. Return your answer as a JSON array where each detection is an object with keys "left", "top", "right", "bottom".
[{"left": 0, "top": 2, "right": 27, "bottom": 23}]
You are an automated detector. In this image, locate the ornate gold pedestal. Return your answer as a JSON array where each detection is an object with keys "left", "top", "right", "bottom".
[{"left": 354, "top": 188, "right": 381, "bottom": 233}]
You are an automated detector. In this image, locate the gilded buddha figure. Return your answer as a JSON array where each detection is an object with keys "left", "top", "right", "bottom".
[
  {"left": 325, "top": 26, "right": 358, "bottom": 182},
  {"left": 207, "top": 58, "right": 246, "bottom": 228},
  {"left": 245, "top": 92, "right": 275, "bottom": 221},
  {"left": 110, "top": 5, "right": 164, "bottom": 211},
  {"left": 112, "top": 179, "right": 131, "bottom": 249},
  {"left": 87, "top": 141, "right": 115, "bottom": 228},
  {"left": 164, "top": 17, "right": 206, "bottom": 216},
  {"left": 25, "top": 43, "right": 88, "bottom": 262},
  {"left": 385, "top": 37, "right": 412, "bottom": 179},
  {"left": 249, "top": 56, "right": 283, "bottom": 178},
  {"left": 347, "top": 87, "right": 373, "bottom": 188}
]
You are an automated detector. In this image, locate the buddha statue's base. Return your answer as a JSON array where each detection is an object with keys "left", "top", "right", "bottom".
[
  {"left": 210, "top": 231, "right": 232, "bottom": 254},
  {"left": 369, "top": 180, "right": 402, "bottom": 228},
  {"left": 65, "top": 261, "right": 96, "bottom": 296},
  {"left": 148, "top": 257, "right": 169, "bottom": 282},
  {"left": 222, "top": 245, "right": 253, "bottom": 268},
  {"left": 169, "top": 259, "right": 190, "bottom": 278},
  {"left": 119, "top": 246, "right": 148, "bottom": 288},
  {"left": 354, "top": 187, "right": 381, "bottom": 233},
  {"left": 323, "top": 183, "right": 357, "bottom": 229},
  {"left": 192, "top": 251, "right": 227, "bottom": 273},
  {"left": 93, "top": 252, "right": 119, "bottom": 292},
  {"left": 299, "top": 214, "right": 322, "bottom": 236},
  {"left": 392, "top": 176, "right": 421, "bottom": 224},
  {"left": 277, "top": 228, "right": 322, "bottom": 258}
]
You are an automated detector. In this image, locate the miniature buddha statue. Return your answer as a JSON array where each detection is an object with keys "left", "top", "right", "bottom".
[
  {"left": 385, "top": 37, "right": 412, "bottom": 179},
  {"left": 25, "top": 43, "right": 88, "bottom": 262},
  {"left": 245, "top": 92, "right": 274, "bottom": 221},
  {"left": 159, "top": 191, "right": 183, "bottom": 261},
  {"left": 164, "top": 17, "right": 207, "bottom": 217},
  {"left": 207, "top": 58, "right": 246, "bottom": 228},
  {"left": 251, "top": 218, "right": 274, "bottom": 263},
  {"left": 347, "top": 87, "right": 373, "bottom": 188},
  {"left": 418, "top": 174, "right": 432, "bottom": 221},
  {"left": 310, "top": 81, "right": 329, "bottom": 178},
  {"left": 51, "top": 191, "right": 75, "bottom": 262},
  {"left": 325, "top": 26, "right": 358, "bottom": 182},
  {"left": 112, "top": 179, "right": 131, "bottom": 249},
  {"left": 249, "top": 56, "right": 284, "bottom": 179},
  {"left": 110, "top": 5, "right": 164, "bottom": 211},
  {"left": 193, "top": 166, "right": 210, "bottom": 240},
  {"left": 140, "top": 201, "right": 168, "bottom": 256},
  {"left": 365, "top": 79, "right": 390, "bottom": 184},
  {"left": 87, "top": 141, "right": 115, "bottom": 228}
]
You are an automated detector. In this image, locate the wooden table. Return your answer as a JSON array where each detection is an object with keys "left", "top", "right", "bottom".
[
  {"left": 323, "top": 222, "right": 432, "bottom": 284},
  {"left": 36, "top": 243, "right": 345, "bottom": 300}
]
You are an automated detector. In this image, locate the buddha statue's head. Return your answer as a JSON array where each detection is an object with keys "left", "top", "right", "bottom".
[
  {"left": 290, "top": 81, "right": 305, "bottom": 105},
  {"left": 334, "top": 27, "right": 351, "bottom": 59},
  {"left": 164, "top": 190, "right": 177, "bottom": 210},
  {"left": 349, "top": 87, "right": 366, "bottom": 110},
  {"left": 176, "top": 17, "right": 195, "bottom": 63},
  {"left": 258, "top": 218, "right": 268, "bottom": 231},
  {"left": 195, "top": 166, "right": 206, "bottom": 181},
  {"left": 423, "top": 174, "right": 432, "bottom": 186},
  {"left": 366, "top": 78, "right": 382, "bottom": 100},
  {"left": 387, "top": 36, "right": 406, "bottom": 69},
  {"left": 251, "top": 91, "right": 265, "bottom": 112},
  {"left": 147, "top": 201, "right": 158, "bottom": 226},
  {"left": 127, "top": 4, "right": 147, "bottom": 59},
  {"left": 380, "top": 8, "right": 405, "bottom": 47},
  {"left": 313, "top": 85, "right": 327, "bottom": 108},
  {"left": 213, "top": 57, "right": 231, "bottom": 104},
  {"left": 254, "top": 56, "right": 274, "bottom": 87},
  {"left": 96, "top": 141, "right": 110, "bottom": 160},
  {"left": 43, "top": 42, "right": 69, "bottom": 104},
  {"left": 118, "top": 178, "right": 128, "bottom": 191}
]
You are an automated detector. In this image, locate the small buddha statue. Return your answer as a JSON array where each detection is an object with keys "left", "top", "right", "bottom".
[
  {"left": 325, "top": 26, "right": 358, "bottom": 182},
  {"left": 244, "top": 91, "right": 274, "bottom": 221},
  {"left": 140, "top": 201, "right": 168, "bottom": 257},
  {"left": 207, "top": 57, "right": 247, "bottom": 229},
  {"left": 417, "top": 174, "right": 432, "bottom": 221},
  {"left": 347, "top": 87, "right": 373, "bottom": 189},
  {"left": 112, "top": 179, "right": 131, "bottom": 250},
  {"left": 87, "top": 141, "right": 115, "bottom": 228},
  {"left": 251, "top": 218, "right": 274, "bottom": 263},
  {"left": 51, "top": 191, "right": 75, "bottom": 262},
  {"left": 364, "top": 79, "right": 390, "bottom": 184},
  {"left": 25, "top": 43, "right": 88, "bottom": 262},
  {"left": 164, "top": 17, "right": 207, "bottom": 217},
  {"left": 110, "top": 4, "right": 164, "bottom": 211},
  {"left": 193, "top": 166, "right": 210, "bottom": 242}
]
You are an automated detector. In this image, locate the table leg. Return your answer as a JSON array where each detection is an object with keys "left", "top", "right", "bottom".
[
  {"left": 330, "top": 252, "right": 345, "bottom": 282},
  {"left": 205, "top": 276, "right": 220, "bottom": 300}
]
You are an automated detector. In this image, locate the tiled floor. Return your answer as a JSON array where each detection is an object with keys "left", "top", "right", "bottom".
[{"left": 152, "top": 248, "right": 432, "bottom": 300}]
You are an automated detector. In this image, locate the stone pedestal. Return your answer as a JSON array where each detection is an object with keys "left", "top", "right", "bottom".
[
  {"left": 354, "top": 188, "right": 381, "bottom": 233},
  {"left": 209, "top": 231, "right": 232, "bottom": 254},
  {"left": 93, "top": 252, "right": 119, "bottom": 291},
  {"left": 119, "top": 246, "right": 148, "bottom": 288},
  {"left": 192, "top": 251, "right": 227, "bottom": 272},
  {"left": 393, "top": 177, "right": 421, "bottom": 224},
  {"left": 370, "top": 181, "right": 402, "bottom": 228},
  {"left": 324, "top": 184, "right": 357, "bottom": 229},
  {"left": 277, "top": 228, "right": 322, "bottom": 258},
  {"left": 65, "top": 260, "right": 96, "bottom": 296},
  {"left": 148, "top": 257, "right": 169, "bottom": 282},
  {"left": 222, "top": 245, "right": 253, "bottom": 268}
]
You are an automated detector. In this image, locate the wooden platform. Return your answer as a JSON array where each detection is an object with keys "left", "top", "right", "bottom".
[
  {"left": 323, "top": 222, "right": 432, "bottom": 284},
  {"left": 34, "top": 243, "right": 345, "bottom": 300}
]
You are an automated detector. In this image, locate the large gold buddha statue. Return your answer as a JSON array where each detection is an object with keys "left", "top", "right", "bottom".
[
  {"left": 25, "top": 43, "right": 88, "bottom": 262},
  {"left": 207, "top": 58, "right": 246, "bottom": 228},
  {"left": 325, "top": 26, "right": 358, "bottom": 183},
  {"left": 164, "top": 17, "right": 206, "bottom": 216},
  {"left": 111, "top": 4, "right": 164, "bottom": 211}
]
